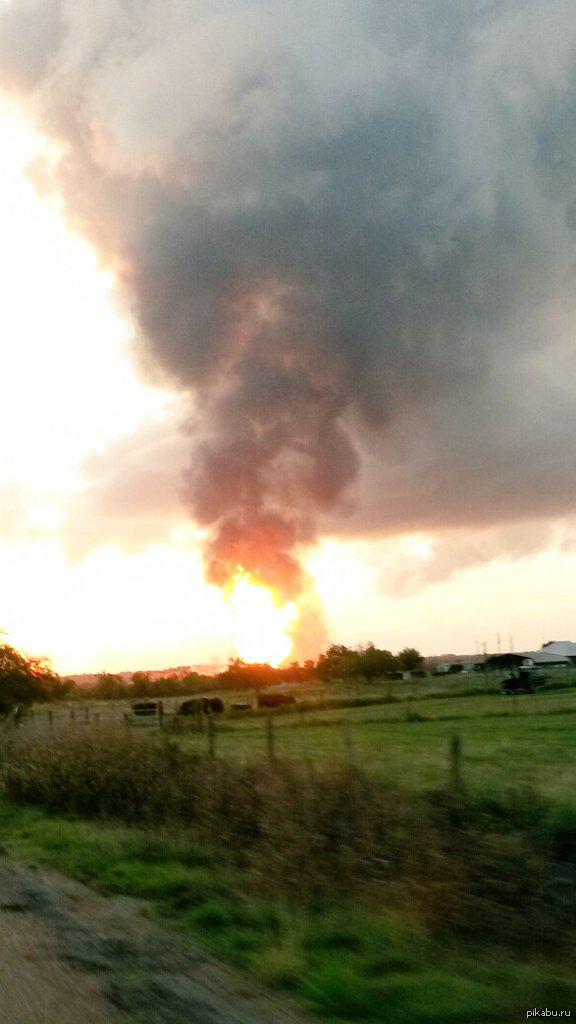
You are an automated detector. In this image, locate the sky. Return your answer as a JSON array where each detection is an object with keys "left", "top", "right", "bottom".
[{"left": 1, "top": 2, "right": 576, "bottom": 674}]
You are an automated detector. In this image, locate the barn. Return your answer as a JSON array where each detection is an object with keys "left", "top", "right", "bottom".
[
  {"left": 483, "top": 650, "right": 571, "bottom": 671},
  {"left": 540, "top": 640, "right": 576, "bottom": 665},
  {"left": 521, "top": 648, "right": 572, "bottom": 668}
]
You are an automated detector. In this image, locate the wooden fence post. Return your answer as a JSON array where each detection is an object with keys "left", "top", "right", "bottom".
[
  {"left": 207, "top": 715, "right": 216, "bottom": 758},
  {"left": 266, "top": 714, "right": 276, "bottom": 763},
  {"left": 449, "top": 732, "right": 464, "bottom": 794},
  {"left": 341, "top": 716, "right": 354, "bottom": 764}
]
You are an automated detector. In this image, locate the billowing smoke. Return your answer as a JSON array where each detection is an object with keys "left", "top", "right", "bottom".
[{"left": 2, "top": 0, "right": 576, "bottom": 597}]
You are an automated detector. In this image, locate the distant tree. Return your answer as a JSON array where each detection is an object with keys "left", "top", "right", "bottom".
[
  {"left": 218, "top": 658, "right": 246, "bottom": 687},
  {"left": 59, "top": 678, "right": 78, "bottom": 699},
  {"left": 282, "top": 660, "right": 302, "bottom": 682},
  {"left": 275, "top": 660, "right": 314, "bottom": 683},
  {"left": 243, "top": 662, "right": 278, "bottom": 690},
  {"left": 180, "top": 671, "right": 203, "bottom": 692},
  {"left": 154, "top": 674, "right": 184, "bottom": 697},
  {"left": 0, "top": 641, "right": 59, "bottom": 715},
  {"left": 218, "top": 659, "right": 281, "bottom": 690},
  {"left": 130, "top": 671, "right": 151, "bottom": 698},
  {"left": 92, "top": 673, "right": 125, "bottom": 700},
  {"left": 398, "top": 647, "right": 425, "bottom": 672},
  {"left": 356, "top": 643, "right": 400, "bottom": 683},
  {"left": 316, "top": 645, "right": 356, "bottom": 683},
  {"left": 302, "top": 659, "right": 317, "bottom": 681}
]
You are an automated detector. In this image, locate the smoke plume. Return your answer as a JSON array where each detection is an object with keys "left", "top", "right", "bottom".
[{"left": 2, "top": 0, "right": 576, "bottom": 594}]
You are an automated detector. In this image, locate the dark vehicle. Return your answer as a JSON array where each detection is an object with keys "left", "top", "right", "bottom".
[
  {"left": 501, "top": 668, "right": 547, "bottom": 695},
  {"left": 257, "top": 693, "right": 296, "bottom": 708},
  {"left": 132, "top": 700, "right": 162, "bottom": 716}
]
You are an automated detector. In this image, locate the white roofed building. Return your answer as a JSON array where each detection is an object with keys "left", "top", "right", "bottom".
[
  {"left": 519, "top": 649, "right": 572, "bottom": 667},
  {"left": 541, "top": 641, "right": 576, "bottom": 664}
]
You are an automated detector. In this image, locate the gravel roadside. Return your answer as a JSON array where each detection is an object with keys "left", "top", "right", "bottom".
[{"left": 0, "top": 857, "right": 309, "bottom": 1024}]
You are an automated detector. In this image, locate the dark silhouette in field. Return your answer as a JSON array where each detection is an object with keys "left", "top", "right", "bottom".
[
  {"left": 179, "top": 697, "right": 224, "bottom": 715},
  {"left": 257, "top": 693, "right": 296, "bottom": 709},
  {"left": 131, "top": 700, "right": 164, "bottom": 717},
  {"left": 201, "top": 697, "right": 224, "bottom": 714},
  {"left": 501, "top": 668, "right": 547, "bottom": 695}
]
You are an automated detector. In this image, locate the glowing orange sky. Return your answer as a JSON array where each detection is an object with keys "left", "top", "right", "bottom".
[{"left": 1, "top": 102, "right": 575, "bottom": 675}]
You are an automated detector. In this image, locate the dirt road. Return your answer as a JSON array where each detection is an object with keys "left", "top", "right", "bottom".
[{"left": 0, "top": 857, "right": 309, "bottom": 1024}]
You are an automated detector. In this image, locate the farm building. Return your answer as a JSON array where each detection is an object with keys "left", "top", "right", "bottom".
[
  {"left": 520, "top": 649, "right": 572, "bottom": 667},
  {"left": 541, "top": 640, "right": 576, "bottom": 664},
  {"left": 484, "top": 650, "right": 571, "bottom": 670}
]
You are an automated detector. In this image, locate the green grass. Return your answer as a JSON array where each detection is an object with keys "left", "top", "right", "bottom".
[
  {"left": 1, "top": 801, "right": 574, "bottom": 1023},
  {"left": 5, "top": 683, "right": 576, "bottom": 1021},
  {"left": 175, "top": 688, "right": 576, "bottom": 803}
]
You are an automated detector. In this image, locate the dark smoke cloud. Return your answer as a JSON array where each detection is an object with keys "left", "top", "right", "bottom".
[{"left": 2, "top": 0, "right": 576, "bottom": 591}]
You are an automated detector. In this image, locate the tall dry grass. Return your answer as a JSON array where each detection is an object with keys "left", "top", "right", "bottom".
[{"left": 1, "top": 727, "right": 573, "bottom": 947}]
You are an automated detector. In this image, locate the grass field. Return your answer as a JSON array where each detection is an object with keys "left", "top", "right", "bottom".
[
  {"left": 174, "top": 688, "right": 576, "bottom": 804},
  {"left": 23, "top": 671, "right": 576, "bottom": 805}
]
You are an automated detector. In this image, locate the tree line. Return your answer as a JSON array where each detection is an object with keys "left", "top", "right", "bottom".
[
  {"left": 317, "top": 643, "right": 424, "bottom": 683},
  {"left": 0, "top": 637, "right": 425, "bottom": 712},
  {"left": 79, "top": 644, "right": 424, "bottom": 699}
]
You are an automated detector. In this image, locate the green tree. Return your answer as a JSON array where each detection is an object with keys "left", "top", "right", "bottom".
[
  {"left": 282, "top": 660, "right": 302, "bottom": 682},
  {"left": 130, "top": 671, "right": 151, "bottom": 698},
  {"left": 244, "top": 662, "right": 278, "bottom": 690},
  {"left": 220, "top": 658, "right": 247, "bottom": 686},
  {"left": 218, "top": 659, "right": 277, "bottom": 690},
  {"left": 180, "top": 670, "right": 202, "bottom": 692},
  {"left": 356, "top": 643, "right": 400, "bottom": 683},
  {"left": 316, "top": 645, "right": 357, "bottom": 682},
  {"left": 398, "top": 647, "right": 425, "bottom": 672},
  {"left": 93, "top": 673, "right": 125, "bottom": 700},
  {"left": 0, "top": 641, "right": 58, "bottom": 715}
]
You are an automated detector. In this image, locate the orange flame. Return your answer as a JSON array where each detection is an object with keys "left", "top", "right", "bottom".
[{"left": 226, "top": 566, "right": 298, "bottom": 667}]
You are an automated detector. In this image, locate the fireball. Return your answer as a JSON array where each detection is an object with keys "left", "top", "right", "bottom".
[{"left": 227, "top": 566, "right": 298, "bottom": 667}]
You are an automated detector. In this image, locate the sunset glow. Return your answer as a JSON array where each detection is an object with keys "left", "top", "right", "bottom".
[{"left": 226, "top": 568, "right": 298, "bottom": 668}]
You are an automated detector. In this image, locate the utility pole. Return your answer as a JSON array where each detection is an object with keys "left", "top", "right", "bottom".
[{"left": 497, "top": 633, "right": 501, "bottom": 654}]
